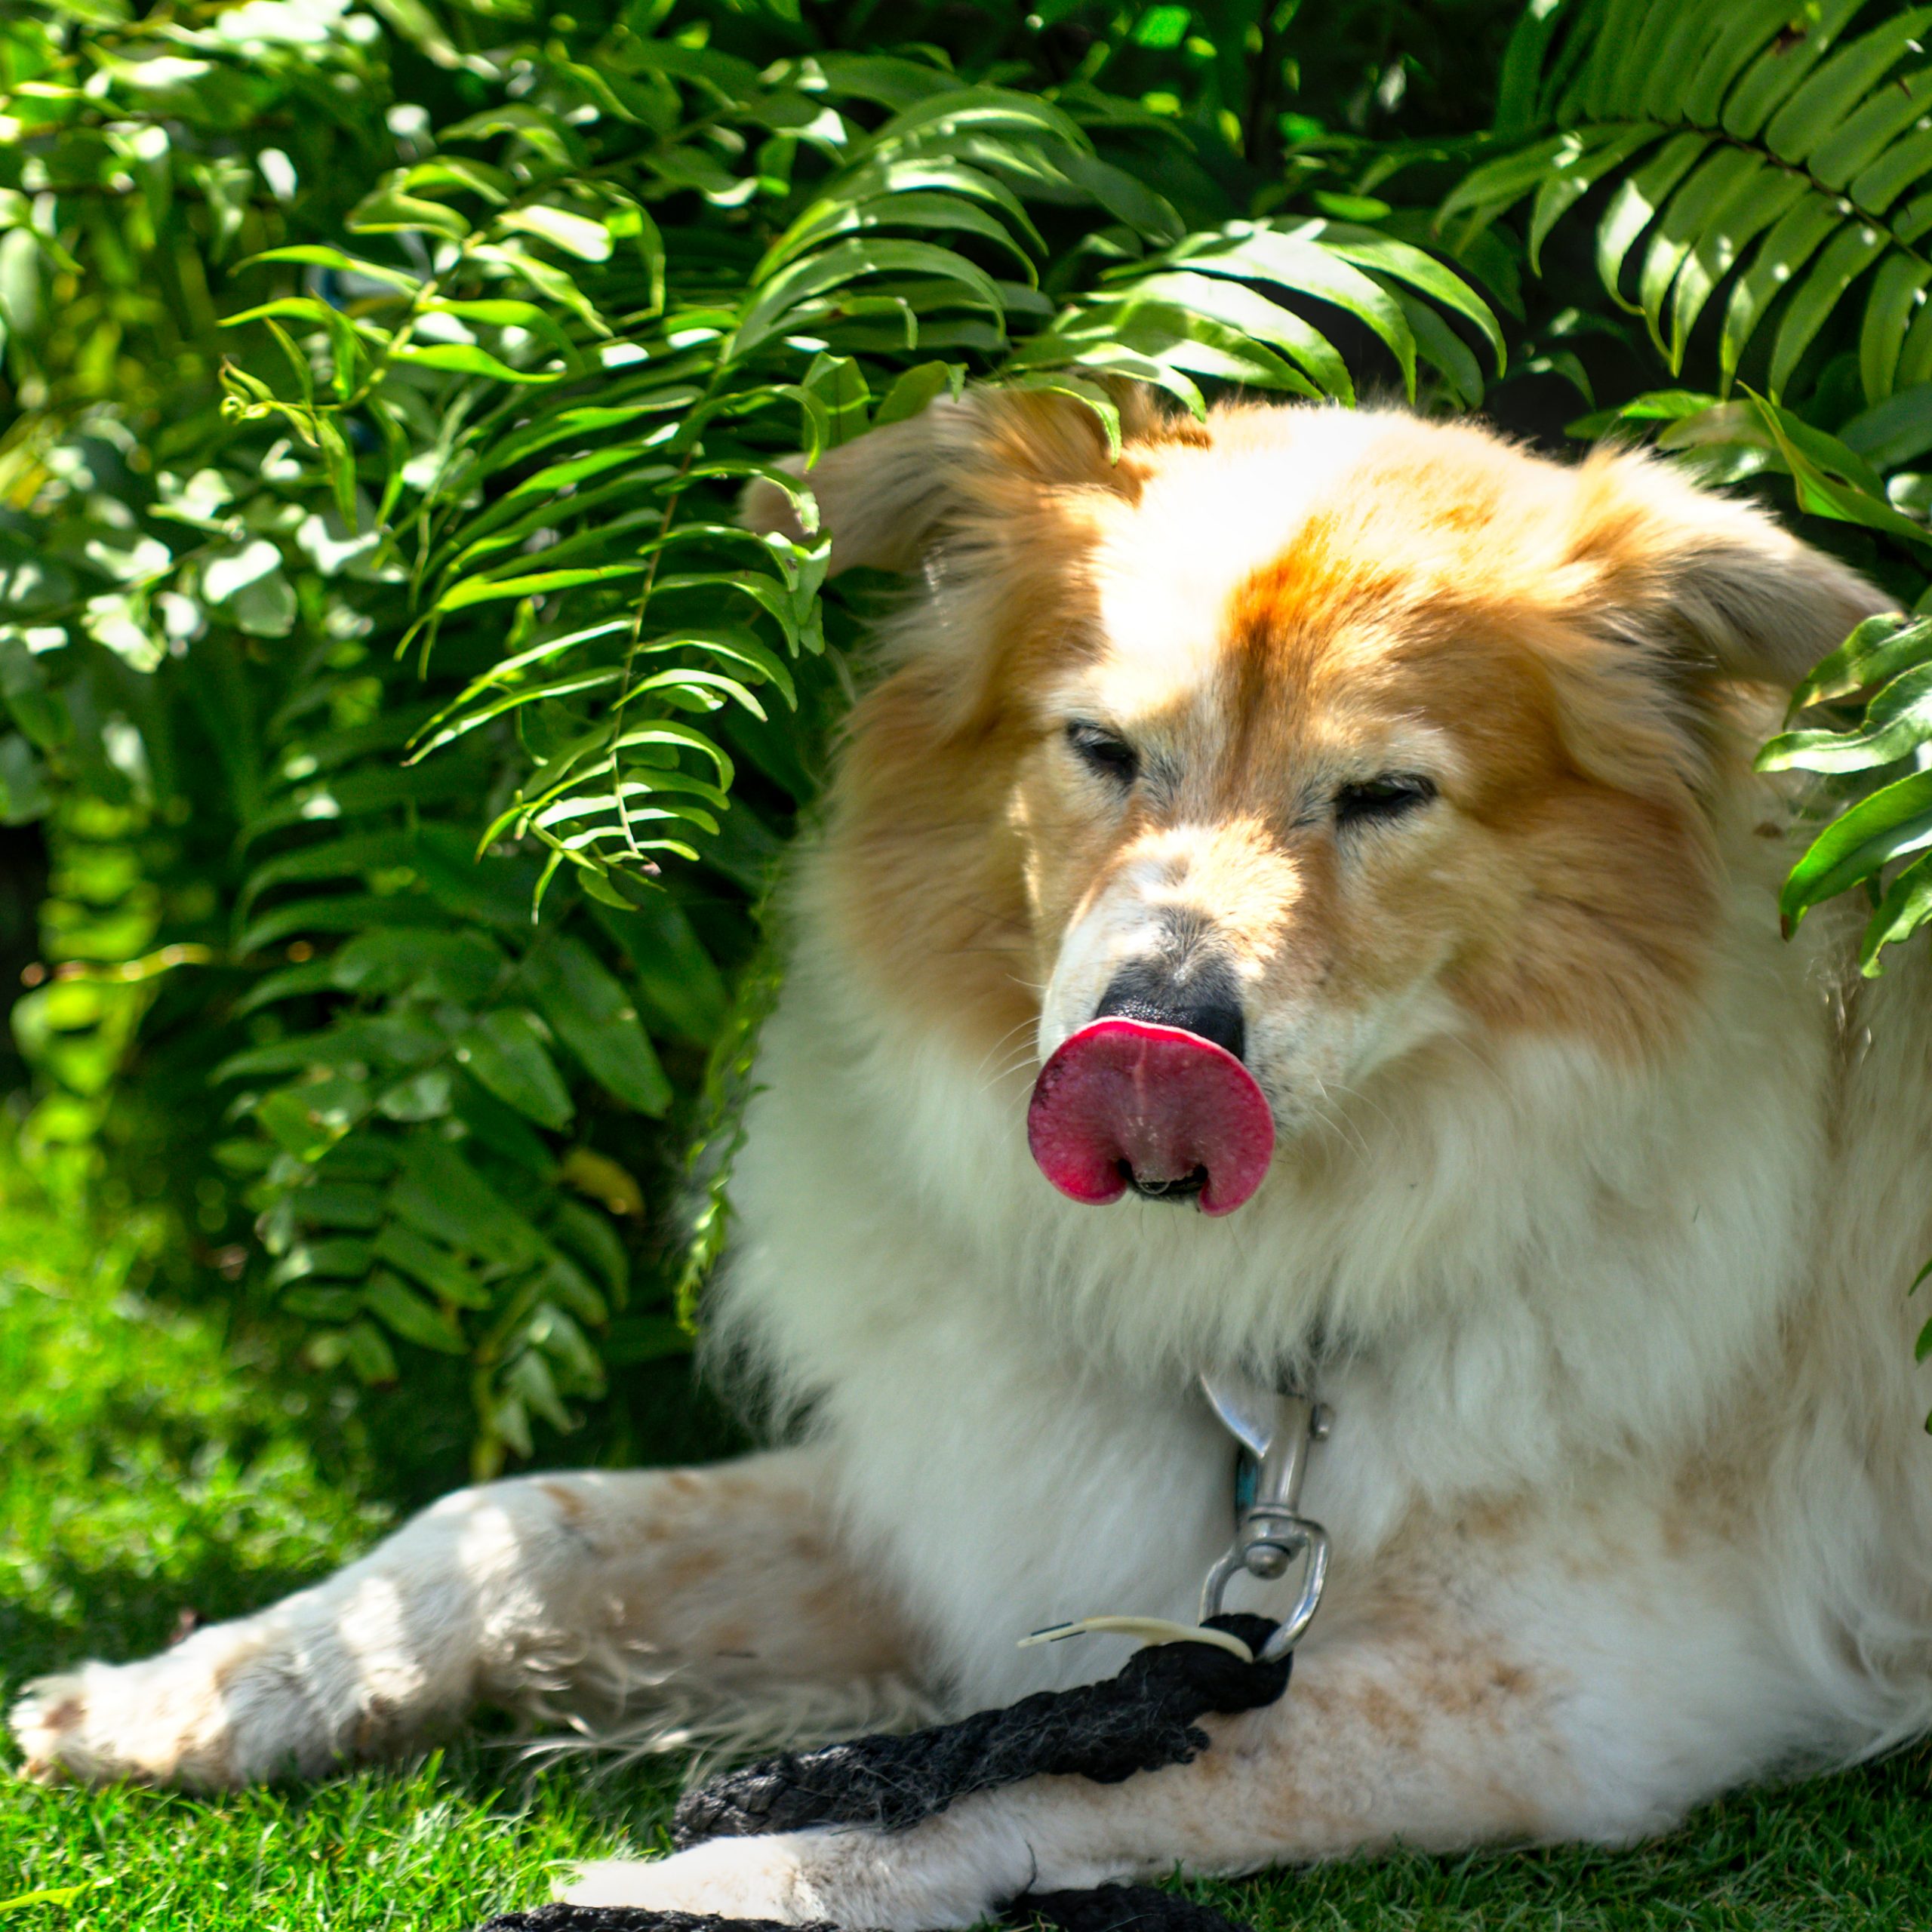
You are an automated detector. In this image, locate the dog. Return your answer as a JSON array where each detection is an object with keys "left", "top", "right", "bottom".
[{"left": 16, "top": 390, "right": 1932, "bottom": 1930}]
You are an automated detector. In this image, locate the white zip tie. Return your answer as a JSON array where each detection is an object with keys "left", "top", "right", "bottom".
[{"left": 1017, "top": 1615, "right": 1256, "bottom": 1664}]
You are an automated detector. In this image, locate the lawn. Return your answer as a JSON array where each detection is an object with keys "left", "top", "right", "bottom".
[{"left": 5, "top": 1149, "right": 1932, "bottom": 1930}]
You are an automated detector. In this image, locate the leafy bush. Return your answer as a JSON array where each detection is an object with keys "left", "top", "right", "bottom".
[{"left": 5, "top": 0, "right": 1930, "bottom": 1472}]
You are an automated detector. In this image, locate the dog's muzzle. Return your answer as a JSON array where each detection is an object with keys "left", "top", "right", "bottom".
[{"left": 1026, "top": 1017, "right": 1275, "bottom": 1215}]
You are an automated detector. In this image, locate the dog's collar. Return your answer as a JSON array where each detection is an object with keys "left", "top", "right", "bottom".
[{"left": 1196, "top": 1371, "right": 1331, "bottom": 1661}]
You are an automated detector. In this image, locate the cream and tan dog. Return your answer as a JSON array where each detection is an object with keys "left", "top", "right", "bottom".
[{"left": 16, "top": 392, "right": 1932, "bottom": 1927}]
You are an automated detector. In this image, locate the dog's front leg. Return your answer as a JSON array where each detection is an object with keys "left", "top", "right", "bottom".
[
  {"left": 562, "top": 1614, "right": 1682, "bottom": 1930},
  {"left": 11, "top": 1446, "right": 914, "bottom": 1789}
]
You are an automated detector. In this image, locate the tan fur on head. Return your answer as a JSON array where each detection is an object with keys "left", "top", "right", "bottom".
[{"left": 785, "top": 390, "right": 1890, "bottom": 1100}]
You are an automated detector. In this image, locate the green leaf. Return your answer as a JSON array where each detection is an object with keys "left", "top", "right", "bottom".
[
  {"left": 1678, "top": 0, "right": 1814, "bottom": 125},
  {"left": 1438, "top": 131, "right": 1569, "bottom": 232},
  {"left": 1394, "top": 288, "right": 1484, "bottom": 407},
  {"left": 1898, "top": 287, "right": 1932, "bottom": 389},
  {"left": 1666, "top": 168, "right": 1810, "bottom": 367},
  {"left": 217, "top": 1014, "right": 443, "bottom": 1083},
  {"left": 282, "top": 1285, "right": 363, "bottom": 1322},
  {"left": 267, "top": 1238, "right": 371, "bottom": 1287},
  {"left": 370, "top": 1221, "right": 494, "bottom": 1309},
  {"left": 294, "top": 1182, "right": 388, "bottom": 1231},
  {"left": 424, "top": 297, "right": 581, "bottom": 365},
  {"left": 235, "top": 893, "right": 445, "bottom": 957},
  {"left": 1174, "top": 226, "right": 1417, "bottom": 398},
  {"left": 550, "top": 1195, "right": 632, "bottom": 1303},
  {"left": 1747, "top": 392, "right": 1932, "bottom": 548},
  {"left": 1024, "top": 297, "right": 1314, "bottom": 396},
  {"left": 441, "top": 104, "right": 577, "bottom": 165},
  {"left": 1721, "top": 195, "right": 1853, "bottom": 388},
  {"left": 871, "top": 86, "right": 1090, "bottom": 158},
  {"left": 1814, "top": 66, "right": 1932, "bottom": 192},
  {"left": 435, "top": 564, "right": 650, "bottom": 614},
  {"left": 450, "top": 1072, "right": 554, "bottom": 1174},
  {"left": 388, "top": 343, "right": 561, "bottom": 385},
  {"left": 364, "top": 1268, "right": 467, "bottom": 1354},
  {"left": 1767, "top": 221, "right": 1888, "bottom": 398},
  {"left": 239, "top": 831, "right": 417, "bottom": 918},
  {"left": 1526, "top": 131, "right": 1670, "bottom": 274},
  {"left": 874, "top": 358, "right": 963, "bottom": 426},
  {"left": 1844, "top": 384, "right": 1932, "bottom": 469},
  {"left": 342, "top": 1321, "right": 399, "bottom": 1386},
  {"left": 331, "top": 928, "right": 507, "bottom": 1004},
  {"left": 533, "top": 1254, "right": 608, "bottom": 1332},
  {"left": 479, "top": 403, "right": 676, "bottom": 478},
  {"left": 505, "top": 1346, "right": 573, "bottom": 1431},
  {"left": 1851, "top": 125, "right": 1932, "bottom": 214},
  {"left": 1056, "top": 149, "right": 1183, "bottom": 245},
  {"left": 471, "top": 242, "right": 611, "bottom": 336},
  {"left": 241, "top": 245, "right": 423, "bottom": 293},
  {"left": 764, "top": 191, "right": 1037, "bottom": 278},
  {"left": 519, "top": 931, "right": 672, "bottom": 1115},
  {"left": 1308, "top": 221, "right": 1505, "bottom": 374},
  {"left": 735, "top": 238, "right": 1005, "bottom": 358},
  {"left": 349, "top": 185, "right": 470, "bottom": 241},
  {"left": 1789, "top": 612, "right": 1932, "bottom": 709},
  {"left": 1760, "top": 662, "right": 1932, "bottom": 772},
  {"left": 1859, "top": 252, "right": 1932, "bottom": 404},
  {"left": 452, "top": 1006, "right": 573, "bottom": 1130},
  {"left": 1109, "top": 269, "right": 1352, "bottom": 398},
  {"left": 497, "top": 205, "right": 613, "bottom": 262},
  {"left": 1764, "top": 9, "right": 1932, "bottom": 167},
  {"left": 1860, "top": 851, "right": 1932, "bottom": 973},
  {"left": 1595, "top": 131, "right": 1715, "bottom": 312},
  {"left": 589, "top": 892, "right": 728, "bottom": 1044},
  {"left": 1722, "top": 0, "right": 1869, "bottom": 140},
  {"left": 364, "top": 0, "right": 479, "bottom": 71},
  {"left": 1634, "top": 147, "right": 1767, "bottom": 363},
  {"left": 391, "top": 1135, "right": 546, "bottom": 1264},
  {"left": 1780, "top": 768, "right": 1932, "bottom": 934},
  {"left": 410, "top": 670, "right": 624, "bottom": 758}
]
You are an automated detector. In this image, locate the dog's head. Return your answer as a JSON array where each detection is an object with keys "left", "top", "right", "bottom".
[{"left": 747, "top": 392, "right": 1882, "bottom": 1212}]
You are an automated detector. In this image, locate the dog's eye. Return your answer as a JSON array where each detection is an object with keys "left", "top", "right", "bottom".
[
  {"left": 1066, "top": 722, "right": 1140, "bottom": 786},
  {"left": 1335, "top": 774, "right": 1436, "bottom": 827}
]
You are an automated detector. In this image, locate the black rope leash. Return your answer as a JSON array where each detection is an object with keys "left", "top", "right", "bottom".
[
  {"left": 673, "top": 1612, "right": 1288, "bottom": 1844},
  {"left": 472, "top": 1614, "right": 1287, "bottom": 1932}
]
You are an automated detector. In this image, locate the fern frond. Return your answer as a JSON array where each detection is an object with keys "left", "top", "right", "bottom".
[{"left": 1444, "top": 0, "right": 1932, "bottom": 404}]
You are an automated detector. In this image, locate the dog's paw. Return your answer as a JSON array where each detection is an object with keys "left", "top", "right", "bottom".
[
  {"left": 8, "top": 1630, "right": 315, "bottom": 1789},
  {"left": 562, "top": 1816, "right": 1028, "bottom": 1932}
]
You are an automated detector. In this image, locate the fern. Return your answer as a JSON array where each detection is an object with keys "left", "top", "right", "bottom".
[{"left": 1445, "top": 0, "right": 1932, "bottom": 406}]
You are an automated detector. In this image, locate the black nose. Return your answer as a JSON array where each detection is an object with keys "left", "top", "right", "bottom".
[{"left": 1094, "top": 961, "right": 1246, "bottom": 1063}]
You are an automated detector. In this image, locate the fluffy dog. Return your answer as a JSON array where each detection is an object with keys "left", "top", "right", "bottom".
[{"left": 16, "top": 392, "right": 1932, "bottom": 1930}]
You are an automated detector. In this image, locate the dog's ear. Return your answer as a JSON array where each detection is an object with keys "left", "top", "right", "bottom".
[
  {"left": 740, "top": 385, "right": 1161, "bottom": 576},
  {"left": 1567, "top": 448, "right": 1891, "bottom": 691}
]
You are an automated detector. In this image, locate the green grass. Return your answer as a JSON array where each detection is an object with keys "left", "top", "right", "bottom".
[{"left": 5, "top": 1148, "right": 1932, "bottom": 1929}]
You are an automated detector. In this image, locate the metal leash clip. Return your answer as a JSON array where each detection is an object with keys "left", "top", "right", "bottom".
[{"left": 1197, "top": 1371, "right": 1332, "bottom": 1663}]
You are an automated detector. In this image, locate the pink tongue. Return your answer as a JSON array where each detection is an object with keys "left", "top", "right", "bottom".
[{"left": 1027, "top": 1018, "right": 1275, "bottom": 1217}]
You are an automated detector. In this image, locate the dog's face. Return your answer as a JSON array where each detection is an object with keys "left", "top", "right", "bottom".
[{"left": 749, "top": 395, "right": 1879, "bottom": 1179}]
